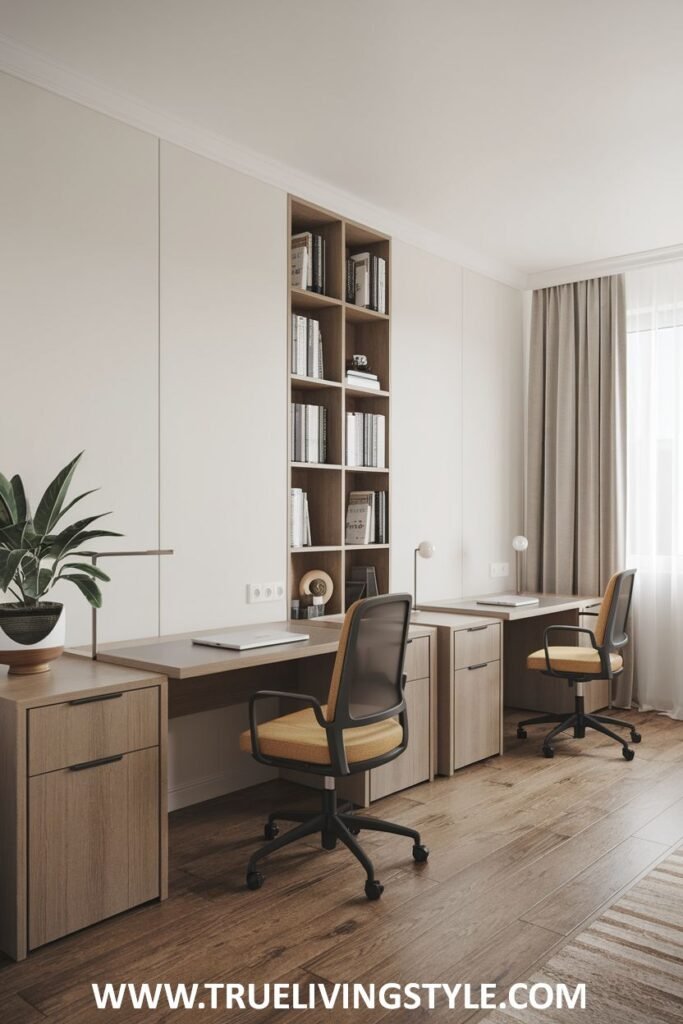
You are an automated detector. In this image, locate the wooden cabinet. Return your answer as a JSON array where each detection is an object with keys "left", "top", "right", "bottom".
[
  {"left": 413, "top": 611, "right": 503, "bottom": 776},
  {"left": 0, "top": 655, "right": 166, "bottom": 961},
  {"left": 29, "top": 747, "right": 159, "bottom": 949},
  {"left": 371, "top": 674, "right": 430, "bottom": 801}
]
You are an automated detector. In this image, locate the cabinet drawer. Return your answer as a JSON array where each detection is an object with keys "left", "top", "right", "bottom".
[
  {"left": 28, "top": 686, "right": 159, "bottom": 776},
  {"left": 404, "top": 636, "right": 430, "bottom": 681},
  {"left": 453, "top": 622, "right": 499, "bottom": 670},
  {"left": 28, "top": 747, "right": 159, "bottom": 949},
  {"left": 371, "top": 675, "right": 430, "bottom": 801},
  {"left": 452, "top": 661, "right": 501, "bottom": 770}
]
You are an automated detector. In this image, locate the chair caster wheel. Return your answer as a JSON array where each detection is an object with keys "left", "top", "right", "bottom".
[
  {"left": 365, "top": 879, "right": 384, "bottom": 901},
  {"left": 264, "top": 823, "right": 279, "bottom": 841},
  {"left": 631, "top": 731, "right": 642, "bottom": 743},
  {"left": 322, "top": 831, "right": 337, "bottom": 850},
  {"left": 412, "top": 843, "right": 429, "bottom": 863},
  {"left": 348, "top": 825, "right": 361, "bottom": 836},
  {"left": 517, "top": 727, "right": 527, "bottom": 739},
  {"left": 542, "top": 746, "right": 554, "bottom": 758},
  {"left": 622, "top": 747, "right": 635, "bottom": 761},
  {"left": 246, "top": 871, "right": 264, "bottom": 891}
]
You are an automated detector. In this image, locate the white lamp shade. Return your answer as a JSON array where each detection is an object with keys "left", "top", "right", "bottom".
[
  {"left": 417, "top": 540, "right": 435, "bottom": 559},
  {"left": 512, "top": 535, "right": 529, "bottom": 552}
]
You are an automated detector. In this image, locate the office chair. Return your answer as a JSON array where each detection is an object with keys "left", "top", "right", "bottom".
[
  {"left": 517, "top": 569, "right": 639, "bottom": 760},
  {"left": 239, "top": 593, "right": 428, "bottom": 900}
]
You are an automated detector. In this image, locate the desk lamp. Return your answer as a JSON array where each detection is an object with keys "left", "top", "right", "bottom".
[
  {"left": 512, "top": 535, "right": 528, "bottom": 594},
  {"left": 413, "top": 540, "right": 435, "bottom": 610}
]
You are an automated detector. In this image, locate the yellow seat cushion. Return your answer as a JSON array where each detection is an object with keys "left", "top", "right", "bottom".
[
  {"left": 527, "top": 646, "right": 623, "bottom": 675},
  {"left": 239, "top": 705, "right": 403, "bottom": 766}
]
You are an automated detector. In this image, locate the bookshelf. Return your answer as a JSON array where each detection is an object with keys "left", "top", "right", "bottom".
[{"left": 288, "top": 196, "right": 391, "bottom": 618}]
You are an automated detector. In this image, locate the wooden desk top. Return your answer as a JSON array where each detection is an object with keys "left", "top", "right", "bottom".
[
  {"left": 75, "top": 618, "right": 435, "bottom": 680},
  {"left": 0, "top": 653, "right": 163, "bottom": 708},
  {"left": 90, "top": 620, "right": 342, "bottom": 679},
  {"left": 418, "top": 593, "right": 601, "bottom": 622}
]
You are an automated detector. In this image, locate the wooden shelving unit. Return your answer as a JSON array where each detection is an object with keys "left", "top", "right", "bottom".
[{"left": 288, "top": 196, "right": 391, "bottom": 618}]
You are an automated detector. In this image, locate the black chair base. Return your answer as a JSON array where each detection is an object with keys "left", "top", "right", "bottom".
[
  {"left": 517, "top": 694, "right": 641, "bottom": 760},
  {"left": 246, "top": 784, "right": 429, "bottom": 900}
]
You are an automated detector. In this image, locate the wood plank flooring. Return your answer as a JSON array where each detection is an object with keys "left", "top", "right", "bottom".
[
  {"left": 1, "top": 708, "right": 682, "bottom": 1023},
  {"left": 485, "top": 844, "right": 683, "bottom": 1024}
]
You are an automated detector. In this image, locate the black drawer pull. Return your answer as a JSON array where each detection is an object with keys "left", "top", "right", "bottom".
[
  {"left": 468, "top": 662, "right": 488, "bottom": 671},
  {"left": 69, "top": 692, "right": 123, "bottom": 706},
  {"left": 466, "top": 625, "right": 488, "bottom": 633},
  {"left": 69, "top": 754, "right": 124, "bottom": 772}
]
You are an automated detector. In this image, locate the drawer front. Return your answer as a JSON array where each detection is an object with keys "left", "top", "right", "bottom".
[
  {"left": 371, "top": 675, "right": 430, "bottom": 801},
  {"left": 452, "top": 661, "right": 501, "bottom": 770},
  {"left": 28, "top": 686, "right": 159, "bottom": 776},
  {"left": 404, "top": 636, "right": 430, "bottom": 681},
  {"left": 453, "top": 622, "right": 500, "bottom": 670},
  {"left": 28, "top": 747, "right": 159, "bottom": 950}
]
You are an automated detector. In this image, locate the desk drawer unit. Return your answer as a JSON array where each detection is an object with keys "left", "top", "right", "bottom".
[
  {"left": 453, "top": 623, "right": 499, "bottom": 671},
  {"left": 28, "top": 686, "right": 159, "bottom": 775},
  {"left": 25, "top": 684, "right": 162, "bottom": 952},
  {"left": 451, "top": 626, "right": 501, "bottom": 771}
]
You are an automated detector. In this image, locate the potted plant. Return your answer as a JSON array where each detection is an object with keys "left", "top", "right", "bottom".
[{"left": 0, "top": 452, "right": 121, "bottom": 675}]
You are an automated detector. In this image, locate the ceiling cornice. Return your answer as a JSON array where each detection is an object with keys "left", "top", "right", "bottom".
[
  {"left": 0, "top": 32, "right": 527, "bottom": 290},
  {"left": 527, "top": 242, "right": 683, "bottom": 290}
]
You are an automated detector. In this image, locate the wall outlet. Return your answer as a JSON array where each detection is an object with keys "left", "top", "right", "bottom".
[
  {"left": 262, "top": 582, "right": 275, "bottom": 601},
  {"left": 247, "top": 583, "right": 263, "bottom": 603},
  {"left": 490, "top": 562, "right": 510, "bottom": 579}
]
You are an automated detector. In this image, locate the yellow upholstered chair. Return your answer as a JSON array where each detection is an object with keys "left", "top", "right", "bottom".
[
  {"left": 239, "top": 593, "right": 428, "bottom": 900},
  {"left": 517, "top": 569, "right": 639, "bottom": 760}
]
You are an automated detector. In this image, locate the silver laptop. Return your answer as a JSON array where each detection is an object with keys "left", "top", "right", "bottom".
[
  {"left": 476, "top": 595, "right": 540, "bottom": 608},
  {"left": 192, "top": 630, "right": 309, "bottom": 651}
]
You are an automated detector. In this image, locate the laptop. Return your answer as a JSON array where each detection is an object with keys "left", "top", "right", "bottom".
[
  {"left": 476, "top": 595, "right": 540, "bottom": 608},
  {"left": 192, "top": 630, "right": 309, "bottom": 651}
]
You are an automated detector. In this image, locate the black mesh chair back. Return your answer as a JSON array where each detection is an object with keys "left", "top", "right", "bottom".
[
  {"left": 597, "top": 569, "right": 636, "bottom": 651},
  {"left": 326, "top": 593, "right": 412, "bottom": 728}
]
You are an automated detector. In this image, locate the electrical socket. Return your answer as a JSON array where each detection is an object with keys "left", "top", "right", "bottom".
[
  {"left": 247, "top": 583, "right": 263, "bottom": 603},
  {"left": 262, "top": 582, "right": 284, "bottom": 602},
  {"left": 489, "top": 562, "right": 510, "bottom": 579}
]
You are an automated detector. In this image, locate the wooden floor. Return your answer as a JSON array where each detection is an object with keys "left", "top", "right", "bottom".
[
  {"left": 486, "top": 844, "right": 683, "bottom": 1024},
  {"left": 2, "top": 708, "right": 683, "bottom": 1023}
]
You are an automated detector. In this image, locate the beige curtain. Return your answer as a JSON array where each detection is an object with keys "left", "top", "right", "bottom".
[{"left": 526, "top": 274, "right": 632, "bottom": 706}]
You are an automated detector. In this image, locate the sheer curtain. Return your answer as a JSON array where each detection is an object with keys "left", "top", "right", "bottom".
[{"left": 627, "top": 261, "right": 683, "bottom": 719}]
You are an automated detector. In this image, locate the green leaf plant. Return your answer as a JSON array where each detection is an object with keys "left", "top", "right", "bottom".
[{"left": 0, "top": 453, "right": 122, "bottom": 609}]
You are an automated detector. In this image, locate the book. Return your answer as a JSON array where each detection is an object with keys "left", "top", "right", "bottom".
[
  {"left": 345, "top": 412, "right": 386, "bottom": 468},
  {"left": 291, "top": 233, "right": 313, "bottom": 290},
  {"left": 345, "top": 499, "right": 371, "bottom": 545},
  {"left": 345, "top": 375, "right": 380, "bottom": 391},
  {"left": 291, "top": 403, "right": 327, "bottom": 463},
  {"left": 291, "top": 232, "right": 326, "bottom": 293},
  {"left": 291, "top": 315, "right": 323, "bottom": 379},
  {"left": 291, "top": 240, "right": 308, "bottom": 290}
]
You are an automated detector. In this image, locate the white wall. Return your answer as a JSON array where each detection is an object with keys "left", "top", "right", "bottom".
[
  {"left": 1, "top": 72, "right": 525, "bottom": 809},
  {"left": 0, "top": 72, "right": 160, "bottom": 645}
]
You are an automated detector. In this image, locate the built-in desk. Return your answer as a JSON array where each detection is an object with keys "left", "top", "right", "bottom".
[{"left": 418, "top": 594, "right": 605, "bottom": 714}]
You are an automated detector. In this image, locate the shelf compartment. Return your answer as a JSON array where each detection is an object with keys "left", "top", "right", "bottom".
[
  {"left": 344, "top": 547, "right": 390, "bottom": 607},
  {"left": 291, "top": 465, "right": 342, "bottom": 548},
  {"left": 290, "top": 548, "right": 343, "bottom": 617},
  {"left": 291, "top": 197, "right": 344, "bottom": 300},
  {"left": 344, "top": 470, "right": 390, "bottom": 548},
  {"left": 344, "top": 383, "right": 390, "bottom": 399},
  {"left": 345, "top": 318, "right": 389, "bottom": 393},
  {"left": 344, "top": 227, "right": 390, "bottom": 316},
  {"left": 290, "top": 302, "right": 343, "bottom": 382},
  {"left": 290, "top": 384, "right": 342, "bottom": 466}
]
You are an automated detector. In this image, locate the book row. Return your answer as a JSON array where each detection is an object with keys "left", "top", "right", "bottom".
[
  {"left": 345, "top": 490, "right": 388, "bottom": 545},
  {"left": 291, "top": 315, "right": 324, "bottom": 379},
  {"left": 291, "top": 403, "right": 328, "bottom": 464},
  {"left": 289, "top": 488, "right": 312, "bottom": 547},
  {"left": 346, "top": 252, "right": 387, "bottom": 313},
  {"left": 346, "top": 412, "right": 386, "bottom": 468},
  {"left": 291, "top": 232, "right": 326, "bottom": 293}
]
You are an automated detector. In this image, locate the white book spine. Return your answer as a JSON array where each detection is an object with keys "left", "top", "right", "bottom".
[{"left": 377, "top": 414, "right": 386, "bottom": 468}]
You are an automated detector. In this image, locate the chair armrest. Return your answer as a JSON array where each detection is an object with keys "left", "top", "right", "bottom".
[
  {"left": 248, "top": 690, "right": 327, "bottom": 759},
  {"left": 542, "top": 625, "right": 605, "bottom": 676}
]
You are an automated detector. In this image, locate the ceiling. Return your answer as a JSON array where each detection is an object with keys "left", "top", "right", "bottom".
[{"left": 2, "top": 0, "right": 683, "bottom": 286}]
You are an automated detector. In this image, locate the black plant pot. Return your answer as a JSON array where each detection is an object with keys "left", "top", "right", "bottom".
[{"left": 0, "top": 602, "right": 66, "bottom": 675}]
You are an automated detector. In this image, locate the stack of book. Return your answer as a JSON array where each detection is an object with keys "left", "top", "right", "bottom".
[
  {"left": 291, "top": 403, "right": 328, "bottom": 463},
  {"left": 291, "top": 315, "right": 324, "bottom": 378},
  {"left": 346, "top": 367, "right": 380, "bottom": 391},
  {"left": 346, "top": 412, "right": 386, "bottom": 467},
  {"left": 290, "top": 488, "right": 312, "bottom": 547},
  {"left": 291, "top": 232, "right": 326, "bottom": 293},
  {"left": 346, "top": 252, "right": 387, "bottom": 313},
  {"left": 345, "top": 490, "right": 388, "bottom": 545}
]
